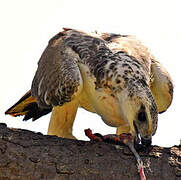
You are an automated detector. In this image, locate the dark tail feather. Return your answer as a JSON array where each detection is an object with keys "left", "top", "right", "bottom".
[{"left": 5, "top": 90, "right": 52, "bottom": 121}]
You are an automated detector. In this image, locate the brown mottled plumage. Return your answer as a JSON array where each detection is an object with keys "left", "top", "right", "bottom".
[{"left": 5, "top": 28, "right": 173, "bottom": 141}]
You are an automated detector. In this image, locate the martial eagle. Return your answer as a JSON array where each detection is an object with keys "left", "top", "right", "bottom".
[{"left": 5, "top": 28, "right": 173, "bottom": 146}]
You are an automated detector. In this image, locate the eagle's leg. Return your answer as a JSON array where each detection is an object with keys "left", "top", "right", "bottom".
[{"left": 48, "top": 100, "right": 79, "bottom": 139}]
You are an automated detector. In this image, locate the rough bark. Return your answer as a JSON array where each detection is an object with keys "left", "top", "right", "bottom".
[{"left": 0, "top": 123, "right": 180, "bottom": 180}]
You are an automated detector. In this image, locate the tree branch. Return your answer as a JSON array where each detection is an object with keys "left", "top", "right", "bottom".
[{"left": 0, "top": 123, "right": 180, "bottom": 179}]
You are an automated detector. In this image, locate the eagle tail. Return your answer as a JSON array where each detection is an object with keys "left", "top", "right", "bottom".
[{"left": 5, "top": 90, "right": 52, "bottom": 121}]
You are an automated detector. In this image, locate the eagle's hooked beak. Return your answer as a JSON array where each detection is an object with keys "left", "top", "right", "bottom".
[
  {"left": 133, "top": 121, "right": 152, "bottom": 147},
  {"left": 141, "top": 137, "right": 152, "bottom": 147}
]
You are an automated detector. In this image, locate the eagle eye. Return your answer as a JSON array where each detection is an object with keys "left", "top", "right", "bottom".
[{"left": 138, "top": 111, "right": 147, "bottom": 122}]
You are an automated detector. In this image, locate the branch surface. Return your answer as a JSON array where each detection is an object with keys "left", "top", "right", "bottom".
[{"left": 0, "top": 123, "right": 180, "bottom": 180}]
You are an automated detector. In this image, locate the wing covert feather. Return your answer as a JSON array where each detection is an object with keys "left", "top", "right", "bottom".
[{"left": 31, "top": 37, "right": 83, "bottom": 108}]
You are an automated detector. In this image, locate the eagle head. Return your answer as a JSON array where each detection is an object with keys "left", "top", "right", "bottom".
[{"left": 119, "top": 86, "right": 158, "bottom": 146}]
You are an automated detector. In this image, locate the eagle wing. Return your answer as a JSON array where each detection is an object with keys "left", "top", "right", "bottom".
[
  {"left": 150, "top": 59, "right": 173, "bottom": 113},
  {"left": 31, "top": 29, "right": 83, "bottom": 109}
]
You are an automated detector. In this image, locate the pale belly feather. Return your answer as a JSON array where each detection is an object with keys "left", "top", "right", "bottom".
[{"left": 78, "top": 63, "right": 126, "bottom": 127}]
